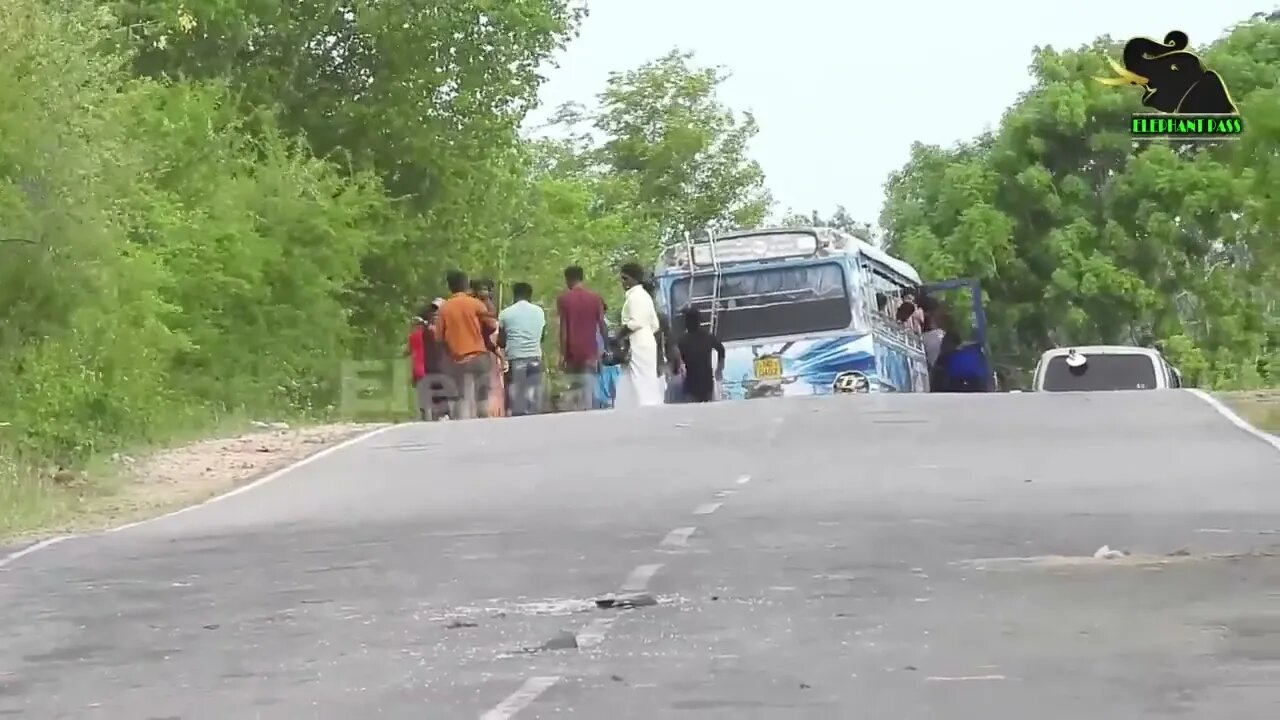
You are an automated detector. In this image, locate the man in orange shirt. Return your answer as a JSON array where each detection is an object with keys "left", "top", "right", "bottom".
[{"left": 435, "top": 270, "right": 498, "bottom": 419}]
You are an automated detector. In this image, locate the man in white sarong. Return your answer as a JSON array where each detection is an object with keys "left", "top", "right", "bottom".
[{"left": 614, "top": 263, "right": 666, "bottom": 408}]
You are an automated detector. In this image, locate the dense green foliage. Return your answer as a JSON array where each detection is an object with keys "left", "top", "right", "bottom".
[
  {"left": 880, "top": 18, "right": 1280, "bottom": 388},
  {"left": 1, "top": 0, "right": 1276, "bottom": 501}
]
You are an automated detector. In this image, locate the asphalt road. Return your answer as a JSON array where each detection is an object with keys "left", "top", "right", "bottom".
[{"left": 2, "top": 390, "right": 1279, "bottom": 719}]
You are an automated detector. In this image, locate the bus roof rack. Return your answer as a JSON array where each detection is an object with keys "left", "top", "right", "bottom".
[{"left": 655, "top": 226, "right": 922, "bottom": 284}]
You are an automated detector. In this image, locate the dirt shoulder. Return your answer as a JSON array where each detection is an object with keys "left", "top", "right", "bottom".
[
  {"left": 2, "top": 422, "right": 383, "bottom": 543},
  {"left": 1216, "top": 390, "right": 1280, "bottom": 435}
]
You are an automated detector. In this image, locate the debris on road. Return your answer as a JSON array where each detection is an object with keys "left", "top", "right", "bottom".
[
  {"left": 444, "top": 619, "right": 478, "bottom": 629},
  {"left": 595, "top": 592, "right": 658, "bottom": 609},
  {"left": 1093, "top": 545, "right": 1128, "bottom": 560}
]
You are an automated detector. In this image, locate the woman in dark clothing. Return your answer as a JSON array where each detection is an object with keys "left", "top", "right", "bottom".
[
  {"left": 409, "top": 301, "right": 450, "bottom": 420},
  {"left": 676, "top": 307, "right": 725, "bottom": 402}
]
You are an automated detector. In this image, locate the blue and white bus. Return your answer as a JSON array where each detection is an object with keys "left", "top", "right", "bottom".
[{"left": 652, "top": 227, "right": 989, "bottom": 399}]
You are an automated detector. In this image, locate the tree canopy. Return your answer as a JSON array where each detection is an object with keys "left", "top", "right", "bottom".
[{"left": 880, "top": 18, "right": 1280, "bottom": 388}]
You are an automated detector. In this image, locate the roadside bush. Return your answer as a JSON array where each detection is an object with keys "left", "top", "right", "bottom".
[{"left": 0, "top": 0, "right": 407, "bottom": 472}]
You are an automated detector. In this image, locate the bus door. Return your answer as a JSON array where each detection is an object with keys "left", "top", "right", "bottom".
[{"left": 920, "top": 277, "right": 992, "bottom": 391}]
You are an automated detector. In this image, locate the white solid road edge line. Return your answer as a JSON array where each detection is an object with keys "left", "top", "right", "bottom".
[
  {"left": 1186, "top": 388, "right": 1280, "bottom": 453},
  {"left": 0, "top": 536, "right": 73, "bottom": 570},
  {"left": 108, "top": 423, "right": 400, "bottom": 532},
  {"left": 0, "top": 423, "right": 400, "bottom": 569},
  {"left": 480, "top": 675, "right": 562, "bottom": 720}
]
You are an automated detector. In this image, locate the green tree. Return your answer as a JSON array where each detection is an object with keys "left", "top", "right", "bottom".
[
  {"left": 1, "top": 0, "right": 405, "bottom": 467},
  {"left": 879, "top": 19, "right": 1280, "bottom": 388},
  {"left": 589, "top": 50, "right": 771, "bottom": 245},
  {"left": 110, "top": 0, "right": 587, "bottom": 341}
]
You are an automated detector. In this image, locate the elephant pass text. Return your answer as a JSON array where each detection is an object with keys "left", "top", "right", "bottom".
[{"left": 1130, "top": 114, "right": 1243, "bottom": 139}]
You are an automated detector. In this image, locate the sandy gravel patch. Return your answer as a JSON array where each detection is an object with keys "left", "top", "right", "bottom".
[{"left": 72, "top": 422, "right": 384, "bottom": 532}]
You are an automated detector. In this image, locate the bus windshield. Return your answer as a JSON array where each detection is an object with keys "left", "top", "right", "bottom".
[{"left": 670, "top": 263, "right": 851, "bottom": 343}]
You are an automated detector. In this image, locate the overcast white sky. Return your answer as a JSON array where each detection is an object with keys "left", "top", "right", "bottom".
[{"left": 532, "top": 1, "right": 1269, "bottom": 224}]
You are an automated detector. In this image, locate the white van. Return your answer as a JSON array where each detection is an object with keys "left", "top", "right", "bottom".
[{"left": 1032, "top": 345, "right": 1183, "bottom": 392}]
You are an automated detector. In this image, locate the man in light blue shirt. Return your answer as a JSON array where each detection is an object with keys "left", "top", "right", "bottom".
[{"left": 498, "top": 282, "right": 546, "bottom": 416}]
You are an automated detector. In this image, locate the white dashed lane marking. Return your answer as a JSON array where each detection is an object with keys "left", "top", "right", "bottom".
[
  {"left": 481, "top": 676, "right": 561, "bottom": 720},
  {"left": 620, "top": 563, "right": 664, "bottom": 592},
  {"left": 570, "top": 562, "right": 663, "bottom": 652},
  {"left": 660, "top": 526, "right": 698, "bottom": 548},
  {"left": 486, "top": 471, "right": 758, "bottom": 718}
]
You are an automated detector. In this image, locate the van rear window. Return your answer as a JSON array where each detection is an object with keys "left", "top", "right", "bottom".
[{"left": 1040, "top": 354, "right": 1158, "bottom": 391}]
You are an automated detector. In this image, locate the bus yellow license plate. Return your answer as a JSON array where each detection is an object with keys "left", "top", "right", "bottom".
[{"left": 754, "top": 357, "right": 782, "bottom": 380}]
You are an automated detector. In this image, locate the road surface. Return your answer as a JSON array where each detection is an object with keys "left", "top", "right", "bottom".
[{"left": 2, "top": 390, "right": 1279, "bottom": 718}]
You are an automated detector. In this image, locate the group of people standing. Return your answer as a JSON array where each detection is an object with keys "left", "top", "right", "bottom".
[
  {"left": 565, "top": 261, "right": 725, "bottom": 409},
  {"left": 406, "top": 262, "right": 726, "bottom": 421},
  {"left": 406, "top": 272, "right": 515, "bottom": 421}
]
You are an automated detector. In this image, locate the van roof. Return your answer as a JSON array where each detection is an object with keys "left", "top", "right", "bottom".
[{"left": 1038, "top": 345, "right": 1164, "bottom": 361}]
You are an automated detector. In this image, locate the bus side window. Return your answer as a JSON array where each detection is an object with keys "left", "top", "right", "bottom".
[{"left": 870, "top": 271, "right": 900, "bottom": 317}]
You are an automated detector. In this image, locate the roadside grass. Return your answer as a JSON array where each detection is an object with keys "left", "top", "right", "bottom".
[
  {"left": 1, "top": 412, "right": 266, "bottom": 542},
  {"left": 0, "top": 456, "right": 81, "bottom": 539},
  {"left": 1216, "top": 389, "right": 1280, "bottom": 435},
  {"left": 0, "top": 364, "right": 439, "bottom": 544}
]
